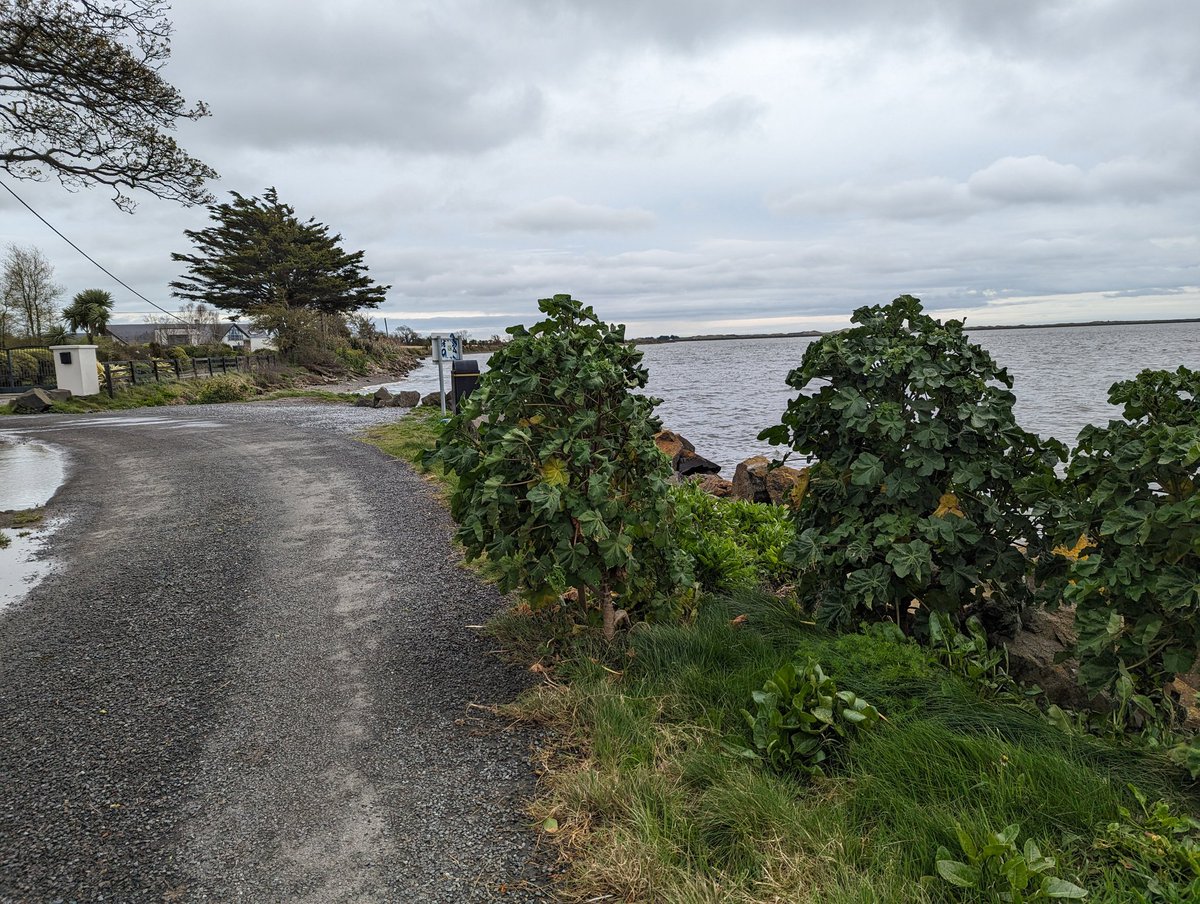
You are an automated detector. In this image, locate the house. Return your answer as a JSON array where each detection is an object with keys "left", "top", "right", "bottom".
[
  {"left": 106, "top": 322, "right": 275, "bottom": 351},
  {"left": 220, "top": 323, "right": 275, "bottom": 352}
]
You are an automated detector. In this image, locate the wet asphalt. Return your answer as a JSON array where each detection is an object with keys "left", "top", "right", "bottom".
[{"left": 0, "top": 402, "right": 552, "bottom": 903}]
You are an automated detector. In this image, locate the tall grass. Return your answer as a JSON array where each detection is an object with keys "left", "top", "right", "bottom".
[{"left": 502, "top": 590, "right": 1196, "bottom": 903}]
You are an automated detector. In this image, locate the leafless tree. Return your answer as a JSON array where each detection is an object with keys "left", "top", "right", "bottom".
[
  {"left": 0, "top": 0, "right": 217, "bottom": 210},
  {"left": 1, "top": 243, "right": 61, "bottom": 337}
]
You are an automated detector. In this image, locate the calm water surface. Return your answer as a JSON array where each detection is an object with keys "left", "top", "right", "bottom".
[
  {"left": 0, "top": 438, "right": 67, "bottom": 610},
  {"left": 379, "top": 322, "right": 1200, "bottom": 474}
]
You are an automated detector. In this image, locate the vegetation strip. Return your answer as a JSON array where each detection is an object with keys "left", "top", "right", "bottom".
[{"left": 364, "top": 293, "right": 1200, "bottom": 903}]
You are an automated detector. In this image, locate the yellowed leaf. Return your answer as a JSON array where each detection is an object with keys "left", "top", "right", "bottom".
[
  {"left": 540, "top": 456, "right": 568, "bottom": 487},
  {"left": 1052, "top": 533, "right": 1094, "bottom": 562},
  {"left": 789, "top": 468, "right": 811, "bottom": 509},
  {"left": 933, "top": 492, "right": 965, "bottom": 518}
]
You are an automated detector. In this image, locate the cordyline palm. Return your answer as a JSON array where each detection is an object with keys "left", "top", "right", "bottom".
[{"left": 62, "top": 289, "right": 114, "bottom": 343}]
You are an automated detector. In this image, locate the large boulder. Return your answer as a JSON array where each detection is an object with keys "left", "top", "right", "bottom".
[
  {"left": 420, "top": 391, "right": 442, "bottom": 407},
  {"left": 655, "top": 430, "right": 695, "bottom": 460},
  {"left": 692, "top": 474, "right": 733, "bottom": 498},
  {"left": 389, "top": 390, "right": 420, "bottom": 408},
  {"left": 765, "top": 465, "right": 808, "bottom": 507},
  {"left": 353, "top": 394, "right": 374, "bottom": 408},
  {"left": 10, "top": 387, "right": 53, "bottom": 413},
  {"left": 673, "top": 448, "right": 721, "bottom": 476},
  {"left": 46, "top": 388, "right": 72, "bottom": 403},
  {"left": 731, "top": 456, "right": 772, "bottom": 503},
  {"left": 372, "top": 386, "right": 394, "bottom": 407},
  {"left": 1005, "top": 607, "right": 1097, "bottom": 711}
]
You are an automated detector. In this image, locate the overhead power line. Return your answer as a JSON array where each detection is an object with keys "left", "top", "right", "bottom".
[{"left": 0, "top": 177, "right": 189, "bottom": 325}]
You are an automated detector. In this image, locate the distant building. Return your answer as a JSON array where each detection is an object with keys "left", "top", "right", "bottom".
[{"left": 106, "top": 322, "right": 276, "bottom": 351}]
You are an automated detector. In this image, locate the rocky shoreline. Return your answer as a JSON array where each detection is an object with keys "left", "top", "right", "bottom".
[{"left": 655, "top": 429, "right": 806, "bottom": 506}]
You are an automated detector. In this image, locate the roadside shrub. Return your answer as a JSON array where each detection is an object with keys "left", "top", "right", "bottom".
[
  {"left": 192, "top": 375, "right": 252, "bottom": 404},
  {"left": 760, "top": 295, "right": 1065, "bottom": 634},
  {"left": 670, "top": 481, "right": 793, "bottom": 591},
  {"left": 1040, "top": 367, "right": 1200, "bottom": 720},
  {"left": 334, "top": 345, "right": 369, "bottom": 373},
  {"left": 431, "top": 293, "right": 691, "bottom": 640}
]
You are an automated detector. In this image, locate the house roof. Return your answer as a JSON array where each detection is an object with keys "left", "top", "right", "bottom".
[
  {"left": 106, "top": 324, "right": 158, "bottom": 343},
  {"left": 106, "top": 322, "right": 238, "bottom": 344}
]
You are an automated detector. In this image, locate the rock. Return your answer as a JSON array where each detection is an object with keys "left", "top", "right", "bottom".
[
  {"left": 10, "top": 387, "right": 53, "bottom": 413},
  {"left": 765, "top": 465, "right": 808, "bottom": 507},
  {"left": 673, "top": 448, "right": 721, "bottom": 476},
  {"left": 372, "top": 387, "right": 393, "bottom": 407},
  {"left": 420, "top": 391, "right": 442, "bottom": 407},
  {"left": 693, "top": 474, "right": 733, "bottom": 498},
  {"left": 389, "top": 390, "right": 420, "bottom": 408},
  {"left": 1004, "top": 607, "right": 1098, "bottom": 711},
  {"left": 654, "top": 430, "right": 695, "bottom": 460},
  {"left": 353, "top": 395, "right": 374, "bottom": 408},
  {"left": 731, "top": 456, "right": 772, "bottom": 503},
  {"left": 46, "top": 389, "right": 72, "bottom": 403}
]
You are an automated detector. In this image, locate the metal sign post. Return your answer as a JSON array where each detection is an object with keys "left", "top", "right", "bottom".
[{"left": 430, "top": 333, "right": 464, "bottom": 414}]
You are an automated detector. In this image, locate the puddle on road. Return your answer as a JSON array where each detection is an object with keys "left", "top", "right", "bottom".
[
  {"left": 0, "top": 439, "right": 68, "bottom": 612},
  {"left": 0, "top": 438, "right": 66, "bottom": 510}
]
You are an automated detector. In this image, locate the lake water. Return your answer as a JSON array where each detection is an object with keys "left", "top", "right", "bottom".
[{"left": 377, "top": 321, "right": 1200, "bottom": 474}]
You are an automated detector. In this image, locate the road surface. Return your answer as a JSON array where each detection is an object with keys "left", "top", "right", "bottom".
[{"left": 0, "top": 402, "right": 550, "bottom": 902}]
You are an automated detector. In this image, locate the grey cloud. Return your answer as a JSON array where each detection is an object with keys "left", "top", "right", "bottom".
[
  {"left": 676, "top": 94, "right": 768, "bottom": 137},
  {"left": 172, "top": 2, "right": 547, "bottom": 155},
  {"left": 771, "top": 177, "right": 977, "bottom": 220},
  {"left": 498, "top": 197, "right": 656, "bottom": 233},
  {"left": 967, "top": 156, "right": 1086, "bottom": 204}
]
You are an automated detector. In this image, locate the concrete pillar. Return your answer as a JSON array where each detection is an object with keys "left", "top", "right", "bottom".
[{"left": 49, "top": 344, "right": 100, "bottom": 397}]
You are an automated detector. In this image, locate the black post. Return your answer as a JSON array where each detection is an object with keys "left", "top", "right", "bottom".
[
  {"left": 104, "top": 362, "right": 114, "bottom": 398},
  {"left": 192, "top": 358, "right": 198, "bottom": 379},
  {"left": 207, "top": 357, "right": 213, "bottom": 376},
  {"left": 220, "top": 357, "right": 228, "bottom": 374},
  {"left": 151, "top": 360, "right": 159, "bottom": 382},
  {"left": 130, "top": 360, "right": 138, "bottom": 386},
  {"left": 174, "top": 358, "right": 182, "bottom": 379}
]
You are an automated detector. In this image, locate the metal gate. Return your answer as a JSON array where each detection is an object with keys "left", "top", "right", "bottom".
[{"left": 0, "top": 345, "right": 56, "bottom": 393}]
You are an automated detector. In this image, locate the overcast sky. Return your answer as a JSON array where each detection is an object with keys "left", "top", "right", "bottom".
[{"left": 2, "top": 0, "right": 1198, "bottom": 337}]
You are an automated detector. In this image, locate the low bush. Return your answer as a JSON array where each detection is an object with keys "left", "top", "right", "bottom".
[
  {"left": 727, "top": 657, "right": 881, "bottom": 776},
  {"left": 192, "top": 375, "right": 254, "bottom": 404},
  {"left": 669, "top": 481, "right": 793, "bottom": 591}
]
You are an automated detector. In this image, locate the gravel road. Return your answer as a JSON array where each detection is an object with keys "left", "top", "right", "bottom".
[{"left": 0, "top": 402, "right": 552, "bottom": 903}]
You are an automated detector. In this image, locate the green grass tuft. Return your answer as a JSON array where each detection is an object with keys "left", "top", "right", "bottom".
[{"left": 504, "top": 589, "right": 1197, "bottom": 903}]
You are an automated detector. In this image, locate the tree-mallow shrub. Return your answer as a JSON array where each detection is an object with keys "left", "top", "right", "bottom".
[
  {"left": 1044, "top": 367, "right": 1200, "bottom": 718},
  {"left": 761, "top": 295, "right": 1065, "bottom": 633},
  {"left": 432, "top": 294, "right": 690, "bottom": 639}
]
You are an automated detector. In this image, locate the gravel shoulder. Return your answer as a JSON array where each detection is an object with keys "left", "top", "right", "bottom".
[{"left": 0, "top": 402, "right": 550, "bottom": 902}]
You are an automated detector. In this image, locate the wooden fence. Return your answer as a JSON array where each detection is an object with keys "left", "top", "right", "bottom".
[{"left": 102, "top": 354, "right": 280, "bottom": 397}]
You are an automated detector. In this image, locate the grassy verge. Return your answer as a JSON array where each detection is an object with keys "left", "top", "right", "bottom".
[
  {"left": 493, "top": 592, "right": 1196, "bottom": 902},
  {"left": 359, "top": 409, "right": 1200, "bottom": 903},
  {"left": 359, "top": 407, "right": 458, "bottom": 494},
  {"left": 2, "top": 373, "right": 357, "bottom": 414}
]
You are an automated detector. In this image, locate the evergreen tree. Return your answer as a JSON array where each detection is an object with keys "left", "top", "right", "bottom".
[{"left": 170, "top": 188, "right": 389, "bottom": 352}]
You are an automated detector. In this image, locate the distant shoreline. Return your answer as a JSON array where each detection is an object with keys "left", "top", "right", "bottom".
[{"left": 632, "top": 317, "right": 1200, "bottom": 344}]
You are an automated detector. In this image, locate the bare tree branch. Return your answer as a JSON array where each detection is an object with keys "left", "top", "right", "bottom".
[{"left": 0, "top": 0, "right": 217, "bottom": 210}]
